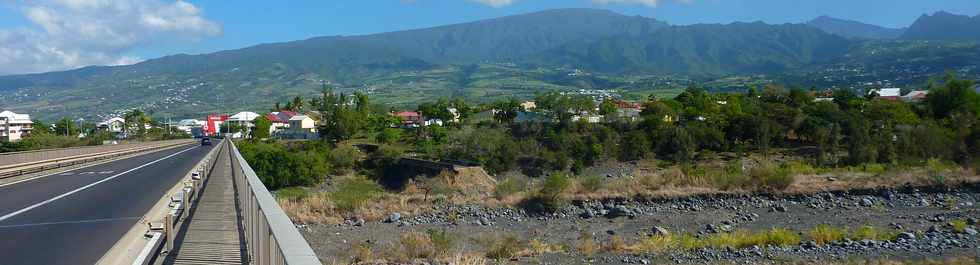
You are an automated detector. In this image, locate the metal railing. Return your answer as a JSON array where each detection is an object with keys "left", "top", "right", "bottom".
[
  {"left": 0, "top": 140, "right": 194, "bottom": 180},
  {"left": 229, "top": 141, "right": 322, "bottom": 265}
]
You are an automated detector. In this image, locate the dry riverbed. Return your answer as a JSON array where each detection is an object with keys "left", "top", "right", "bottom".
[{"left": 299, "top": 184, "right": 980, "bottom": 264}]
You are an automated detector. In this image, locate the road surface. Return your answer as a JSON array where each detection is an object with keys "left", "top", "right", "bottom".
[{"left": 0, "top": 143, "right": 212, "bottom": 265}]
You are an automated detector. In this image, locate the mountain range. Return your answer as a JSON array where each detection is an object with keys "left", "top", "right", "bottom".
[{"left": 1, "top": 8, "right": 978, "bottom": 120}]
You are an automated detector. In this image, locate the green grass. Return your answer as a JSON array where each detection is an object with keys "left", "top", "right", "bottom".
[
  {"left": 579, "top": 175, "right": 604, "bottom": 193},
  {"left": 329, "top": 177, "right": 383, "bottom": 212},
  {"left": 851, "top": 225, "right": 898, "bottom": 241},
  {"left": 808, "top": 224, "right": 848, "bottom": 245}
]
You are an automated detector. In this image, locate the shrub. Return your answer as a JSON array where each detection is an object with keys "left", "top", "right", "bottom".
[
  {"left": 426, "top": 229, "right": 456, "bottom": 256},
  {"left": 376, "top": 128, "right": 403, "bottom": 144},
  {"left": 398, "top": 231, "right": 435, "bottom": 259},
  {"left": 348, "top": 241, "right": 373, "bottom": 263},
  {"left": 327, "top": 144, "right": 362, "bottom": 175},
  {"left": 808, "top": 224, "right": 847, "bottom": 245},
  {"left": 951, "top": 219, "right": 969, "bottom": 234},
  {"left": 762, "top": 228, "right": 802, "bottom": 247},
  {"left": 330, "top": 177, "right": 383, "bottom": 212},
  {"left": 579, "top": 175, "right": 604, "bottom": 193},
  {"left": 493, "top": 176, "right": 524, "bottom": 199},
  {"left": 604, "top": 235, "right": 628, "bottom": 253},
  {"left": 576, "top": 231, "right": 600, "bottom": 257},
  {"left": 852, "top": 225, "right": 897, "bottom": 241},
  {"left": 532, "top": 172, "right": 570, "bottom": 212},
  {"left": 485, "top": 234, "right": 523, "bottom": 260},
  {"left": 749, "top": 163, "right": 794, "bottom": 190},
  {"left": 632, "top": 234, "right": 675, "bottom": 253}
]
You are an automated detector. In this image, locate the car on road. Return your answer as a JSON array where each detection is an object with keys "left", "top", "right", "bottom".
[{"left": 201, "top": 137, "right": 212, "bottom": 146}]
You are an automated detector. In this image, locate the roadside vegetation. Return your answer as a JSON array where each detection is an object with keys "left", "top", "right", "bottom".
[{"left": 0, "top": 110, "right": 189, "bottom": 153}]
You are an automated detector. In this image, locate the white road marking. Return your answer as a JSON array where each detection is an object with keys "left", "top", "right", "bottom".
[
  {"left": 0, "top": 146, "right": 198, "bottom": 222},
  {"left": 0, "top": 216, "right": 140, "bottom": 229},
  {"left": 0, "top": 145, "right": 191, "bottom": 188}
]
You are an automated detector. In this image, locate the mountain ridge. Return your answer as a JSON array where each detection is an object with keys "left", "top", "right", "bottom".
[{"left": 806, "top": 15, "right": 906, "bottom": 39}]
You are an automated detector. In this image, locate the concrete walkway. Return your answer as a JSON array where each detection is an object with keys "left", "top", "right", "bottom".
[{"left": 162, "top": 142, "right": 248, "bottom": 265}]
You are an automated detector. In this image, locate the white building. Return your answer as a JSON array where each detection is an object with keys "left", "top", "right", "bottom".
[
  {"left": 284, "top": 115, "right": 318, "bottom": 139},
  {"left": 0, "top": 111, "right": 33, "bottom": 142},
  {"left": 97, "top": 117, "right": 126, "bottom": 133},
  {"left": 288, "top": 115, "right": 315, "bottom": 133}
]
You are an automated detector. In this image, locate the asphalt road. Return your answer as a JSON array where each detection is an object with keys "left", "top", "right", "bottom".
[{"left": 0, "top": 143, "right": 213, "bottom": 265}]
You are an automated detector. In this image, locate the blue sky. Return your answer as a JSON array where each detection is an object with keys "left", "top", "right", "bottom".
[{"left": 0, "top": 0, "right": 979, "bottom": 75}]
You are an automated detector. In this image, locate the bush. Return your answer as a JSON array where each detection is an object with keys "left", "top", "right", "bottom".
[
  {"left": 534, "top": 172, "right": 570, "bottom": 212},
  {"left": 398, "top": 231, "right": 435, "bottom": 259},
  {"left": 239, "top": 141, "right": 331, "bottom": 189},
  {"left": 951, "top": 219, "right": 969, "bottom": 234},
  {"left": 604, "top": 235, "right": 628, "bottom": 253},
  {"left": 808, "top": 224, "right": 847, "bottom": 245},
  {"left": 376, "top": 128, "right": 403, "bottom": 144},
  {"left": 327, "top": 144, "right": 362, "bottom": 175},
  {"left": 274, "top": 187, "right": 310, "bottom": 201},
  {"left": 576, "top": 231, "right": 600, "bottom": 257},
  {"left": 852, "top": 225, "right": 897, "bottom": 241},
  {"left": 493, "top": 176, "right": 524, "bottom": 199},
  {"left": 485, "top": 234, "right": 523, "bottom": 260},
  {"left": 748, "top": 163, "right": 794, "bottom": 190},
  {"left": 426, "top": 229, "right": 456, "bottom": 256},
  {"left": 633, "top": 234, "right": 675, "bottom": 253},
  {"left": 330, "top": 177, "right": 383, "bottom": 212},
  {"left": 760, "top": 228, "right": 802, "bottom": 247},
  {"left": 579, "top": 175, "right": 604, "bottom": 193}
]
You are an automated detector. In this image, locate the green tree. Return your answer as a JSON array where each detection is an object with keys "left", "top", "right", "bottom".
[
  {"left": 252, "top": 115, "right": 272, "bottom": 139},
  {"left": 492, "top": 99, "right": 521, "bottom": 124}
]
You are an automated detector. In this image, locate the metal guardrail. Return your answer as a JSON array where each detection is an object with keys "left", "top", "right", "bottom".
[
  {"left": 230, "top": 141, "right": 322, "bottom": 265},
  {"left": 0, "top": 140, "right": 194, "bottom": 180}
]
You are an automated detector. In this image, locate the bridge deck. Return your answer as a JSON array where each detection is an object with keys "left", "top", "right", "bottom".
[{"left": 163, "top": 142, "right": 248, "bottom": 265}]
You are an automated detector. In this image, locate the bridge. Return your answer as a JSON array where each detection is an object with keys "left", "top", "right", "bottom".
[{"left": 0, "top": 139, "right": 320, "bottom": 265}]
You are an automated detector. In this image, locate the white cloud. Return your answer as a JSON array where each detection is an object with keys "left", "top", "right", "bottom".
[
  {"left": 0, "top": 0, "right": 221, "bottom": 75},
  {"left": 591, "top": 0, "right": 692, "bottom": 7},
  {"left": 592, "top": 0, "right": 662, "bottom": 7},
  {"left": 471, "top": 0, "right": 517, "bottom": 8}
]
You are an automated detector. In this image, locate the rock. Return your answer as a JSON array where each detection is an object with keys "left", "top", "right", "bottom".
[
  {"left": 354, "top": 218, "right": 365, "bottom": 227},
  {"left": 898, "top": 232, "right": 916, "bottom": 241},
  {"left": 802, "top": 241, "right": 818, "bottom": 249},
  {"left": 607, "top": 205, "right": 634, "bottom": 218},
  {"left": 606, "top": 230, "right": 616, "bottom": 235},
  {"left": 861, "top": 198, "right": 875, "bottom": 207},
  {"left": 386, "top": 212, "right": 402, "bottom": 223},
  {"left": 773, "top": 205, "right": 788, "bottom": 212},
  {"left": 580, "top": 209, "right": 596, "bottom": 219},
  {"left": 968, "top": 218, "right": 978, "bottom": 226},
  {"left": 928, "top": 225, "right": 941, "bottom": 233},
  {"left": 652, "top": 226, "right": 670, "bottom": 236},
  {"left": 964, "top": 228, "right": 978, "bottom": 236},
  {"left": 479, "top": 217, "right": 491, "bottom": 226}
]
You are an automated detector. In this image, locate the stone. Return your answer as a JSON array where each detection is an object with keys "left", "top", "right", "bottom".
[
  {"left": 861, "top": 198, "right": 875, "bottom": 207},
  {"left": 387, "top": 212, "right": 402, "bottom": 223},
  {"left": 964, "top": 228, "right": 978, "bottom": 236},
  {"left": 580, "top": 209, "right": 596, "bottom": 219},
  {"left": 774, "top": 205, "right": 788, "bottom": 212},
  {"left": 897, "top": 232, "right": 916, "bottom": 241},
  {"left": 652, "top": 226, "right": 670, "bottom": 236},
  {"left": 479, "top": 217, "right": 491, "bottom": 226}
]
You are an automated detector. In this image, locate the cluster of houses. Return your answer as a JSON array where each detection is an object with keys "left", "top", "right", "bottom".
[
  {"left": 2, "top": 85, "right": 974, "bottom": 143},
  {"left": 812, "top": 88, "right": 931, "bottom": 103}
]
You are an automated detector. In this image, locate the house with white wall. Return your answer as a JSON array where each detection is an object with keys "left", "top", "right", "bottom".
[{"left": 0, "top": 110, "right": 33, "bottom": 142}]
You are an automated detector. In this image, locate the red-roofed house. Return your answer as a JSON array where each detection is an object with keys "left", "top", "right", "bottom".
[
  {"left": 266, "top": 111, "right": 299, "bottom": 135},
  {"left": 395, "top": 111, "right": 423, "bottom": 127}
]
